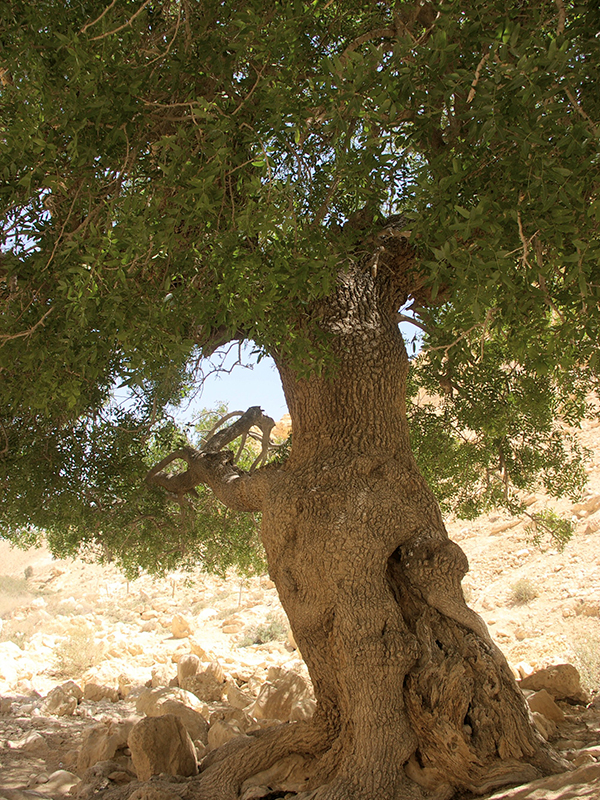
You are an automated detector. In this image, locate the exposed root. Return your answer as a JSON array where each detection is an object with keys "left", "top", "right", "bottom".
[
  {"left": 290, "top": 773, "right": 427, "bottom": 800},
  {"left": 185, "top": 720, "right": 329, "bottom": 800}
]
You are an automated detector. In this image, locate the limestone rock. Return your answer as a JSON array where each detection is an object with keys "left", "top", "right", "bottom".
[
  {"left": 247, "top": 669, "right": 315, "bottom": 723},
  {"left": 42, "top": 682, "right": 82, "bottom": 716},
  {"left": 526, "top": 689, "right": 565, "bottom": 723},
  {"left": 83, "top": 682, "right": 119, "bottom": 702},
  {"left": 531, "top": 711, "right": 556, "bottom": 741},
  {"left": 483, "top": 762, "right": 600, "bottom": 799},
  {"left": 11, "top": 731, "right": 48, "bottom": 753},
  {"left": 77, "top": 719, "right": 135, "bottom": 772},
  {"left": 0, "top": 697, "right": 13, "bottom": 714},
  {"left": 72, "top": 759, "right": 128, "bottom": 798},
  {"left": 177, "top": 654, "right": 200, "bottom": 685},
  {"left": 171, "top": 614, "right": 193, "bottom": 639},
  {"left": 222, "top": 622, "right": 244, "bottom": 634},
  {"left": 226, "top": 680, "right": 253, "bottom": 710},
  {"left": 128, "top": 714, "right": 198, "bottom": 781},
  {"left": 146, "top": 699, "right": 209, "bottom": 745},
  {"left": 519, "top": 663, "right": 589, "bottom": 704},
  {"left": 180, "top": 661, "right": 226, "bottom": 702},
  {"left": 42, "top": 770, "right": 81, "bottom": 797},
  {"left": 572, "top": 494, "right": 600, "bottom": 514},
  {"left": 136, "top": 686, "right": 209, "bottom": 718},
  {"left": 207, "top": 719, "right": 249, "bottom": 751},
  {"left": 188, "top": 638, "right": 212, "bottom": 661},
  {"left": 150, "top": 663, "right": 173, "bottom": 688}
]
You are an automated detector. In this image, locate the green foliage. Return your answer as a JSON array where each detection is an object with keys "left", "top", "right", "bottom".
[
  {"left": 407, "top": 330, "right": 591, "bottom": 518},
  {"left": 525, "top": 508, "right": 575, "bottom": 552},
  {"left": 0, "top": 1, "right": 599, "bottom": 569},
  {"left": 0, "top": 404, "right": 266, "bottom": 578}
]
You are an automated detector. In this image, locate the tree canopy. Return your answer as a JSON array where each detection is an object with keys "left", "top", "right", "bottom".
[{"left": 1, "top": 0, "right": 599, "bottom": 571}]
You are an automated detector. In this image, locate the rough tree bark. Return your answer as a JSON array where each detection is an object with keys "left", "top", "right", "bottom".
[{"left": 147, "top": 230, "right": 567, "bottom": 800}]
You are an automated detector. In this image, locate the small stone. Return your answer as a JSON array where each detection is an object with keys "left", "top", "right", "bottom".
[
  {"left": 188, "top": 638, "right": 211, "bottom": 661},
  {"left": 222, "top": 623, "right": 244, "bottom": 634},
  {"left": 42, "top": 685, "right": 78, "bottom": 717},
  {"left": 575, "top": 599, "right": 600, "bottom": 617},
  {"left": 516, "top": 662, "right": 535, "bottom": 679},
  {"left": 226, "top": 680, "right": 253, "bottom": 710},
  {"left": 171, "top": 614, "right": 193, "bottom": 639},
  {"left": 0, "top": 697, "right": 13, "bottom": 714},
  {"left": 77, "top": 719, "right": 136, "bottom": 772},
  {"left": 20, "top": 731, "right": 48, "bottom": 753}
]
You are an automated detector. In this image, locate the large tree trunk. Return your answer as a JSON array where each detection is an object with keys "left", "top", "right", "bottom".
[{"left": 181, "top": 235, "right": 566, "bottom": 799}]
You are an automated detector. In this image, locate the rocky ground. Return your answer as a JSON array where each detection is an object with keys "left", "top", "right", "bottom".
[{"left": 1, "top": 417, "right": 600, "bottom": 799}]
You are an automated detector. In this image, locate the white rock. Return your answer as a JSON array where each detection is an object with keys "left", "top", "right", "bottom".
[{"left": 128, "top": 714, "right": 198, "bottom": 780}]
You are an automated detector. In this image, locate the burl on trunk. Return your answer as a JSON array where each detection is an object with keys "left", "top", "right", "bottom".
[{"left": 147, "top": 232, "right": 566, "bottom": 800}]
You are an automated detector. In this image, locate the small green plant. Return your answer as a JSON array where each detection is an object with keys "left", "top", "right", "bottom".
[
  {"left": 54, "top": 623, "right": 103, "bottom": 677},
  {"left": 509, "top": 578, "right": 538, "bottom": 606},
  {"left": 525, "top": 509, "right": 574, "bottom": 552},
  {"left": 240, "top": 614, "right": 288, "bottom": 647}
]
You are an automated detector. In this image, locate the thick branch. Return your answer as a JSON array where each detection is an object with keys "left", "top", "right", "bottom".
[{"left": 145, "top": 407, "right": 277, "bottom": 512}]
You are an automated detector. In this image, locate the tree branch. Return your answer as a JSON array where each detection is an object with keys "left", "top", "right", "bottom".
[
  {"left": 89, "top": 0, "right": 153, "bottom": 41},
  {"left": 145, "top": 407, "right": 278, "bottom": 511},
  {"left": 395, "top": 313, "right": 430, "bottom": 334},
  {"left": 467, "top": 50, "right": 491, "bottom": 104},
  {"left": 80, "top": 0, "right": 118, "bottom": 34},
  {"left": 0, "top": 307, "right": 54, "bottom": 346}
]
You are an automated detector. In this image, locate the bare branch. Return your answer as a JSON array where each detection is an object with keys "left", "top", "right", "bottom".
[
  {"left": 80, "top": 0, "right": 118, "bottom": 34},
  {"left": 0, "top": 306, "right": 54, "bottom": 346},
  {"left": 203, "top": 410, "right": 246, "bottom": 443},
  {"left": 89, "top": 0, "right": 153, "bottom": 41},
  {"left": 426, "top": 308, "right": 496, "bottom": 357},
  {"left": 342, "top": 27, "right": 396, "bottom": 61},
  {"left": 564, "top": 86, "right": 598, "bottom": 136},
  {"left": 146, "top": 407, "right": 277, "bottom": 511},
  {"left": 396, "top": 313, "right": 430, "bottom": 334},
  {"left": 202, "top": 406, "right": 275, "bottom": 455},
  {"left": 554, "top": 0, "right": 566, "bottom": 36},
  {"left": 467, "top": 51, "right": 490, "bottom": 104}
]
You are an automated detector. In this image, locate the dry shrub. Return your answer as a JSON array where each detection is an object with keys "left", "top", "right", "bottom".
[
  {"left": 509, "top": 578, "right": 538, "bottom": 606},
  {"left": 54, "top": 622, "right": 103, "bottom": 677},
  {"left": 570, "top": 619, "right": 600, "bottom": 695}
]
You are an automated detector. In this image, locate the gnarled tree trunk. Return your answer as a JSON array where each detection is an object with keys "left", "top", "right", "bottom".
[{"left": 151, "top": 234, "right": 566, "bottom": 800}]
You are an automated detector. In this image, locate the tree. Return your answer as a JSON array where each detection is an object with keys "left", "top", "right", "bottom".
[{"left": 1, "top": 1, "right": 599, "bottom": 797}]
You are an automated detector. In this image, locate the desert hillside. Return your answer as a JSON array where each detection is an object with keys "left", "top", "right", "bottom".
[{"left": 1, "top": 416, "right": 600, "bottom": 799}]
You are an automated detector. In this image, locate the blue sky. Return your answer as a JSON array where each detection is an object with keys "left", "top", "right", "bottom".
[
  {"left": 181, "top": 345, "right": 288, "bottom": 422},
  {"left": 179, "top": 320, "right": 422, "bottom": 424}
]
